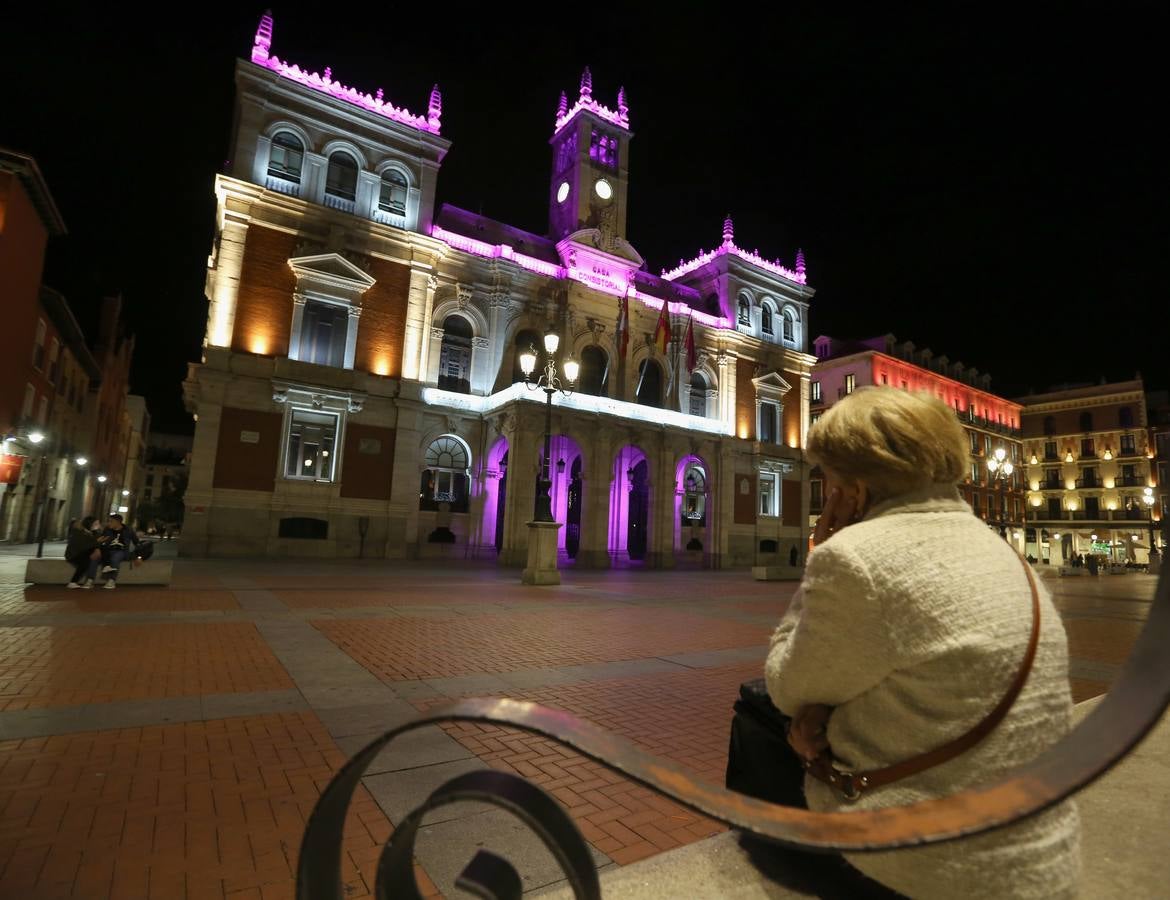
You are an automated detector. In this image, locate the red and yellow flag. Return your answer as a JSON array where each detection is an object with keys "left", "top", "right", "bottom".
[
  {"left": 653, "top": 302, "right": 670, "bottom": 356},
  {"left": 684, "top": 313, "right": 697, "bottom": 373}
]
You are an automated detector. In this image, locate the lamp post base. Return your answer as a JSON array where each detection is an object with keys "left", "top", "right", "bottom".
[{"left": 522, "top": 521, "right": 563, "bottom": 585}]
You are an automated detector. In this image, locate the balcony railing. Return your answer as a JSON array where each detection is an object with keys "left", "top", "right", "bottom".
[
  {"left": 1117, "top": 447, "right": 1142, "bottom": 458},
  {"left": 1075, "top": 477, "right": 1100, "bottom": 489},
  {"left": 264, "top": 174, "right": 301, "bottom": 197},
  {"left": 1116, "top": 475, "right": 1146, "bottom": 487},
  {"left": 324, "top": 192, "right": 356, "bottom": 214},
  {"left": 373, "top": 207, "right": 407, "bottom": 229},
  {"left": 1044, "top": 452, "right": 1061, "bottom": 461},
  {"left": 1042, "top": 480, "right": 1063, "bottom": 490},
  {"left": 1079, "top": 452, "right": 1098, "bottom": 460}
]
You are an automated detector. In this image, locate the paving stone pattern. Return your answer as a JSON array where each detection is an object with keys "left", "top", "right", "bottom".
[{"left": 0, "top": 555, "right": 1155, "bottom": 898}]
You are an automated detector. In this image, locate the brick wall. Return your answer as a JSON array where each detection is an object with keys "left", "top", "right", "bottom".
[
  {"left": 782, "top": 369, "right": 802, "bottom": 448},
  {"left": 231, "top": 226, "right": 297, "bottom": 357},
  {"left": 782, "top": 478, "right": 802, "bottom": 526},
  {"left": 736, "top": 364, "right": 756, "bottom": 440},
  {"left": 357, "top": 257, "right": 412, "bottom": 377},
  {"left": 212, "top": 407, "right": 283, "bottom": 491},
  {"left": 340, "top": 424, "right": 396, "bottom": 500},
  {"left": 733, "top": 471, "right": 756, "bottom": 524}
]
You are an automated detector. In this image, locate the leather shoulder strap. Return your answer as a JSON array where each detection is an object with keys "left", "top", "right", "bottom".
[{"left": 807, "top": 554, "right": 1041, "bottom": 800}]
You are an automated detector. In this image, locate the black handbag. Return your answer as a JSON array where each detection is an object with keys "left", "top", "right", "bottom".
[{"left": 725, "top": 677, "right": 808, "bottom": 809}]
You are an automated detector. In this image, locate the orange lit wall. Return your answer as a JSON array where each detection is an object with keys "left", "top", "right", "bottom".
[
  {"left": 356, "top": 256, "right": 412, "bottom": 378},
  {"left": 781, "top": 369, "right": 802, "bottom": 447},
  {"left": 869, "top": 354, "right": 1022, "bottom": 427},
  {"left": 231, "top": 225, "right": 297, "bottom": 357},
  {"left": 736, "top": 365, "right": 755, "bottom": 440}
]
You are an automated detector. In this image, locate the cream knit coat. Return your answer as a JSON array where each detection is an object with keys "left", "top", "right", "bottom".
[{"left": 766, "top": 485, "right": 1081, "bottom": 899}]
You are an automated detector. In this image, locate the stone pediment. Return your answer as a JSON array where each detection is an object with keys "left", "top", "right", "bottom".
[
  {"left": 752, "top": 371, "right": 792, "bottom": 397},
  {"left": 558, "top": 229, "right": 644, "bottom": 268},
  {"left": 287, "top": 253, "right": 377, "bottom": 293}
]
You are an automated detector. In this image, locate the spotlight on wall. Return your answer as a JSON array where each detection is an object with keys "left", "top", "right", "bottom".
[
  {"left": 75, "top": 457, "right": 88, "bottom": 467},
  {"left": 97, "top": 475, "right": 108, "bottom": 483}
]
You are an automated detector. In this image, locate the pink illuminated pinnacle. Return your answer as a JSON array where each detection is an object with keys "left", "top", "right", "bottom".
[
  {"left": 722, "top": 215, "right": 734, "bottom": 245},
  {"left": 253, "top": 10, "right": 273, "bottom": 62},
  {"left": 618, "top": 86, "right": 628, "bottom": 118},
  {"left": 557, "top": 91, "right": 568, "bottom": 118},
  {"left": 428, "top": 84, "right": 442, "bottom": 125},
  {"left": 580, "top": 66, "right": 593, "bottom": 101},
  {"left": 796, "top": 248, "right": 806, "bottom": 276}
]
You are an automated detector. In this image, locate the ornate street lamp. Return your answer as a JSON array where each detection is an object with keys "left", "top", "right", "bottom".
[
  {"left": 519, "top": 330, "right": 578, "bottom": 522},
  {"left": 987, "top": 446, "right": 1014, "bottom": 540},
  {"left": 1143, "top": 487, "right": 1161, "bottom": 574}
]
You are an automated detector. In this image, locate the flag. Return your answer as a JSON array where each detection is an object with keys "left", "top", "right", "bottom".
[
  {"left": 617, "top": 293, "right": 629, "bottom": 361},
  {"left": 653, "top": 301, "right": 670, "bottom": 356},
  {"left": 684, "top": 313, "right": 697, "bottom": 374}
]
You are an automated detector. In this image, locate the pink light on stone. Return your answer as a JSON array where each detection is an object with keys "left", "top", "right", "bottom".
[
  {"left": 661, "top": 216, "right": 807, "bottom": 285},
  {"left": 431, "top": 225, "right": 565, "bottom": 278},
  {"left": 608, "top": 445, "right": 648, "bottom": 560},
  {"left": 249, "top": 12, "right": 440, "bottom": 135},
  {"left": 554, "top": 66, "right": 630, "bottom": 134}
]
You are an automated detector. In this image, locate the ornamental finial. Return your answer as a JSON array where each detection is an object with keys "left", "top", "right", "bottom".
[
  {"left": 722, "top": 214, "right": 734, "bottom": 245},
  {"left": 428, "top": 84, "right": 442, "bottom": 125},
  {"left": 557, "top": 91, "right": 568, "bottom": 118},
  {"left": 796, "top": 248, "right": 806, "bottom": 277},
  {"left": 252, "top": 10, "right": 273, "bottom": 63},
  {"left": 580, "top": 66, "right": 593, "bottom": 101},
  {"left": 617, "top": 86, "right": 628, "bottom": 119}
]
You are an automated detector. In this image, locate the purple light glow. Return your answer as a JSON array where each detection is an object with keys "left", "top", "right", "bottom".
[
  {"left": 554, "top": 67, "right": 630, "bottom": 134},
  {"left": 673, "top": 454, "right": 708, "bottom": 552},
  {"left": 250, "top": 12, "right": 441, "bottom": 135},
  {"left": 548, "top": 435, "right": 585, "bottom": 551},
  {"left": 608, "top": 445, "right": 648, "bottom": 559},
  {"left": 479, "top": 435, "right": 509, "bottom": 550},
  {"left": 431, "top": 225, "right": 564, "bottom": 278},
  {"left": 661, "top": 216, "right": 807, "bottom": 285}
]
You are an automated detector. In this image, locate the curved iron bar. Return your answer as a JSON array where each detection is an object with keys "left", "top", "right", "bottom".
[
  {"left": 299, "top": 563, "right": 1169, "bottom": 897},
  {"left": 371, "top": 769, "right": 599, "bottom": 900}
]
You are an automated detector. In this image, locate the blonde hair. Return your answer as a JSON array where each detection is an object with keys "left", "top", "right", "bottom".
[{"left": 807, "top": 386, "right": 968, "bottom": 501}]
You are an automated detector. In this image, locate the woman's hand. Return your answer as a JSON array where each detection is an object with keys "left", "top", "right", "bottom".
[
  {"left": 812, "top": 487, "right": 862, "bottom": 545},
  {"left": 788, "top": 703, "right": 832, "bottom": 761}
]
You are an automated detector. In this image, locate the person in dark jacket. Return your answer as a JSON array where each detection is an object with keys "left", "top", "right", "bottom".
[
  {"left": 98, "top": 514, "right": 138, "bottom": 590},
  {"left": 65, "top": 516, "right": 102, "bottom": 589}
]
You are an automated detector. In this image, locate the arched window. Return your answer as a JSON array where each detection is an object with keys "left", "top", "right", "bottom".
[
  {"left": 636, "top": 359, "right": 663, "bottom": 408},
  {"left": 782, "top": 308, "right": 795, "bottom": 342},
  {"left": 268, "top": 131, "right": 304, "bottom": 183},
  {"left": 689, "top": 372, "right": 708, "bottom": 417},
  {"left": 761, "top": 304, "right": 774, "bottom": 336},
  {"left": 682, "top": 463, "right": 707, "bottom": 526},
  {"left": 579, "top": 345, "right": 608, "bottom": 397},
  {"left": 420, "top": 435, "right": 470, "bottom": 513},
  {"left": 1079, "top": 411, "right": 1093, "bottom": 432},
  {"left": 511, "top": 329, "right": 541, "bottom": 383},
  {"left": 378, "top": 169, "right": 408, "bottom": 215},
  {"left": 737, "top": 295, "right": 751, "bottom": 326},
  {"left": 437, "top": 315, "right": 473, "bottom": 394},
  {"left": 325, "top": 151, "right": 358, "bottom": 201}
]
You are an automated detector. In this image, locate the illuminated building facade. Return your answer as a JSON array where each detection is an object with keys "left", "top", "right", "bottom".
[
  {"left": 1018, "top": 380, "right": 1160, "bottom": 565},
  {"left": 809, "top": 335, "right": 1025, "bottom": 552},
  {"left": 182, "top": 13, "right": 817, "bottom": 566}
]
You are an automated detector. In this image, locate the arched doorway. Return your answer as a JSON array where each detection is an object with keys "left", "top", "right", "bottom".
[
  {"left": 579, "top": 346, "right": 608, "bottom": 397},
  {"left": 495, "top": 451, "right": 508, "bottom": 553},
  {"left": 608, "top": 445, "right": 650, "bottom": 565},
  {"left": 566, "top": 457, "right": 583, "bottom": 559},
  {"left": 675, "top": 455, "right": 711, "bottom": 564},
  {"left": 628, "top": 460, "right": 650, "bottom": 560},
  {"left": 437, "top": 316, "right": 473, "bottom": 394},
  {"left": 482, "top": 437, "right": 509, "bottom": 555}
]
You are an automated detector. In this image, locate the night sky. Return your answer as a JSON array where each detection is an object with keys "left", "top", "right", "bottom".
[{"left": 3, "top": 4, "right": 1165, "bottom": 432}]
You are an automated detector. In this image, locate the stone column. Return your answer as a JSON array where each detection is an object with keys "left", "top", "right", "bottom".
[
  {"left": 578, "top": 430, "right": 614, "bottom": 569},
  {"left": 343, "top": 306, "right": 362, "bottom": 370},
  {"left": 425, "top": 326, "right": 445, "bottom": 387},
  {"left": 387, "top": 408, "right": 424, "bottom": 558},
  {"left": 402, "top": 270, "right": 437, "bottom": 382},
  {"left": 355, "top": 170, "right": 380, "bottom": 220},
  {"left": 205, "top": 215, "right": 250, "bottom": 349},
  {"left": 501, "top": 410, "right": 542, "bottom": 568},
  {"left": 178, "top": 384, "right": 225, "bottom": 558},
  {"left": 287, "top": 295, "right": 308, "bottom": 361},
  {"left": 488, "top": 291, "right": 511, "bottom": 392},
  {"left": 649, "top": 438, "right": 676, "bottom": 569},
  {"left": 469, "top": 336, "right": 492, "bottom": 395},
  {"left": 717, "top": 352, "right": 736, "bottom": 434},
  {"left": 302, "top": 152, "right": 327, "bottom": 206}
]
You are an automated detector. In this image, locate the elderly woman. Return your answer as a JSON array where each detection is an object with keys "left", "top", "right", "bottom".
[{"left": 766, "top": 387, "right": 1080, "bottom": 899}]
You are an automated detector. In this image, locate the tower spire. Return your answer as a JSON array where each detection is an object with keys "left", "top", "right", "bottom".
[
  {"left": 722, "top": 214, "right": 734, "bottom": 246},
  {"left": 795, "top": 248, "right": 806, "bottom": 277},
  {"left": 252, "top": 10, "right": 273, "bottom": 64},
  {"left": 580, "top": 66, "right": 593, "bottom": 102},
  {"left": 428, "top": 84, "right": 443, "bottom": 128},
  {"left": 557, "top": 91, "right": 568, "bottom": 119},
  {"left": 617, "top": 86, "right": 628, "bottom": 119}
]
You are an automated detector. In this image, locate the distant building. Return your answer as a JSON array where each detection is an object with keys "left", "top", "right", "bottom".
[
  {"left": 182, "top": 13, "right": 817, "bottom": 565},
  {"left": 810, "top": 334, "right": 1025, "bottom": 553},
  {"left": 85, "top": 295, "right": 137, "bottom": 521},
  {"left": 143, "top": 433, "right": 192, "bottom": 503},
  {"left": 121, "top": 395, "right": 150, "bottom": 523},
  {"left": 1017, "top": 379, "right": 1158, "bottom": 565}
]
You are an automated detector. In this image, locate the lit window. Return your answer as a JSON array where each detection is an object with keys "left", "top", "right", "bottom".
[
  {"left": 325, "top": 151, "right": 358, "bottom": 201},
  {"left": 689, "top": 372, "right": 708, "bottom": 417},
  {"left": 284, "top": 409, "right": 338, "bottom": 481},
  {"left": 589, "top": 130, "right": 618, "bottom": 168},
  {"left": 759, "top": 472, "right": 779, "bottom": 517},
  {"left": 420, "top": 435, "right": 471, "bottom": 513},
  {"left": 299, "top": 301, "right": 348, "bottom": 367},
  {"left": 844, "top": 373, "right": 855, "bottom": 395},
  {"left": 636, "top": 359, "right": 663, "bottom": 408},
  {"left": 48, "top": 339, "right": 60, "bottom": 384},
  {"left": 437, "top": 315, "right": 473, "bottom": 394},
  {"left": 759, "top": 402, "right": 779, "bottom": 444},
  {"left": 761, "top": 305, "right": 774, "bottom": 336},
  {"left": 682, "top": 464, "right": 707, "bottom": 525},
  {"left": 268, "top": 131, "right": 304, "bottom": 183},
  {"left": 21, "top": 384, "right": 35, "bottom": 421},
  {"left": 737, "top": 295, "right": 751, "bottom": 326},
  {"left": 782, "top": 309, "right": 795, "bottom": 342},
  {"left": 378, "top": 169, "right": 408, "bottom": 216},
  {"left": 1120, "top": 433, "right": 1136, "bottom": 455},
  {"left": 579, "top": 345, "right": 609, "bottom": 397}
]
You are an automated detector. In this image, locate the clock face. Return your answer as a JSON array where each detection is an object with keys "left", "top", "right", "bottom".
[
  {"left": 556, "top": 181, "right": 570, "bottom": 203},
  {"left": 594, "top": 178, "right": 613, "bottom": 200}
]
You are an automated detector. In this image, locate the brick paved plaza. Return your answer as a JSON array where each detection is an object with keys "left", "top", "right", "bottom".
[{"left": 0, "top": 553, "right": 1156, "bottom": 898}]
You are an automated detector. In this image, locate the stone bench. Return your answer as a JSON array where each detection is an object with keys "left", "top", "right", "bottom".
[
  {"left": 538, "top": 696, "right": 1170, "bottom": 899},
  {"left": 24, "top": 558, "right": 174, "bottom": 586}
]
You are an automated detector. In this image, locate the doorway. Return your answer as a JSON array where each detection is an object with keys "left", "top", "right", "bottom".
[{"left": 628, "top": 460, "right": 649, "bottom": 560}]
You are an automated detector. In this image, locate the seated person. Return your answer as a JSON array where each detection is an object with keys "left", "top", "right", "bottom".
[
  {"left": 65, "top": 516, "right": 102, "bottom": 588},
  {"left": 98, "top": 514, "right": 139, "bottom": 590}
]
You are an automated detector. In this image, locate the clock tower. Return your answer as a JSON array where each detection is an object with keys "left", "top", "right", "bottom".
[{"left": 548, "top": 68, "right": 633, "bottom": 242}]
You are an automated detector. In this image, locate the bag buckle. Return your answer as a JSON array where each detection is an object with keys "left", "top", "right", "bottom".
[{"left": 835, "top": 771, "right": 867, "bottom": 802}]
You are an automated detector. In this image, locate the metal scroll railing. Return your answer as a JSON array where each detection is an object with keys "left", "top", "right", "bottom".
[{"left": 297, "top": 562, "right": 1169, "bottom": 899}]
